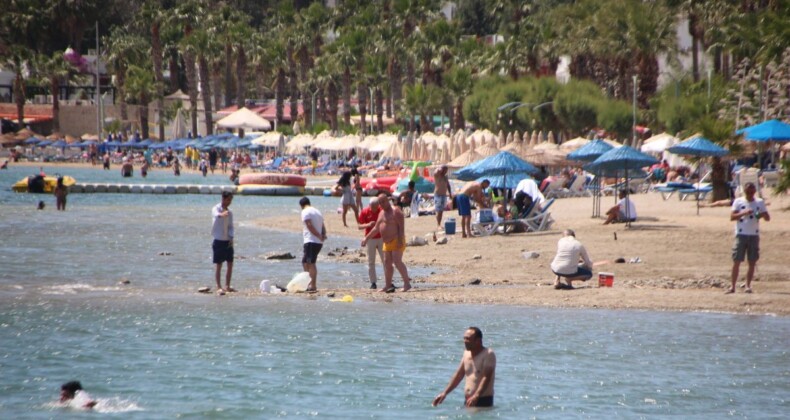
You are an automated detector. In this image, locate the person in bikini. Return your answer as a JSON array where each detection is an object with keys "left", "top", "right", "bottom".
[
  {"left": 361, "top": 193, "right": 412, "bottom": 293},
  {"left": 433, "top": 327, "right": 496, "bottom": 408}
]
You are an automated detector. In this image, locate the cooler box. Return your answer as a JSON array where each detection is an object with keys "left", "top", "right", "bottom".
[
  {"left": 598, "top": 272, "right": 614, "bottom": 287},
  {"left": 445, "top": 218, "right": 456, "bottom": 235}
]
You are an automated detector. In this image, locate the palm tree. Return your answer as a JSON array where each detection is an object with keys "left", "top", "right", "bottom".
[
  {"left": 105, "top": 28, "right": 147, "bottom": 129},
  {"left": 402, "top": 83, "right": 445, "bottom": 134},
  {"left": 444, "top": 67, "right": 473, "bottom": 131},
  {"left": 138, "top": 0, "right": 168, "bottom": 141},
  {"left": 4, "top": 47, "right": 32, "bottom": 129},
  {"left": 693, "top": 115, "right": 739, "bottom": 202},
  {"left": 33, "top": 52, "right": 72, "bottom": 133},
  {"left": 173, "top": 0, "right": 207, "bottom": 137},
  {"left": 184, "top": 26, "right": 218, "bottom": 135},
  {"left": 125, "top": 64, "right": 157, "bottom": 140}
]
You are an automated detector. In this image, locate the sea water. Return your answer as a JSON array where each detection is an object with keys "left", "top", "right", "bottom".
[{"left": 1, "top": 166, "right": 789, "bottom": 418}]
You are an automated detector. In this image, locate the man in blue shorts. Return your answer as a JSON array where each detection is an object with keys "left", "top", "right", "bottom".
[
  {"left": 550, "top": 229, "right": 593, "bottom": 289},
  {"left": 456, "top": 179, "right": 490, "bottom": 238}
]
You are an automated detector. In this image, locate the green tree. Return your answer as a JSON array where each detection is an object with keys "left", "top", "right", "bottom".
[
  {"left": 33, "top": 52, "right": 73, "bottom": 133},
  {"left": 105, "top": 27, "right": 147, "bottom": 128},
  {"left": 125, "top": 64, "right": 157, "bottom": 140}
]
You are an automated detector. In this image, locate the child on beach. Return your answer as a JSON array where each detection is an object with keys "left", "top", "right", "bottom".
[
  {"left": 199, "top": 159, "right": 208, "bottom": 177},
  {"left": 173, "top": 158, "right": 181, "bottom": 176}
]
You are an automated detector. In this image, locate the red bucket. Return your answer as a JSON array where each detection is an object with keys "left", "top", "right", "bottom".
[{"left": 598, "top": 272, "right": 614, "bottom": 287}]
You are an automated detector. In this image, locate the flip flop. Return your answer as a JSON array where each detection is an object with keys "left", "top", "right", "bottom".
[
  {"left": 744, "top": 288, "right": 753, "bottom": 294},
  {"left": 724, "top": 289, "right": 735, "bottom": 294},
  {"left": 225, "top": 287, "right": 237, "bottom": 293},
  {"left": 305, "top": 287, "right": 317, "bottom": 294},
  {"left": 384, "top": 285, "right": 396, "bottom": 293}
]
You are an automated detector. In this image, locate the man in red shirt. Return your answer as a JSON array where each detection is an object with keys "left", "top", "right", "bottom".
[{"left": 358, "top": 197, "right": 384, "bottom": 289}]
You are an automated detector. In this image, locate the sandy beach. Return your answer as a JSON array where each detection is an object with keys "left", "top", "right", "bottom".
[
  {"left": 256, "top": 180, "right": 790, "bottom": 316},
  {"left": 12, "top": 161, "right": 790, "bottom": 316}
]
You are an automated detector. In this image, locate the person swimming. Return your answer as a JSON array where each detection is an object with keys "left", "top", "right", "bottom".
[{"left": 60, "top": 381, "right": 97, "bottom": 409}]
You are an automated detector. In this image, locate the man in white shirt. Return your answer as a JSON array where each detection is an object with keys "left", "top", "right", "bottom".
[
  {"left": 728, "top": 182, "right": 770, "bottom": 294},
  {"left": 211, "top": 192, "right": 235, "bottom": 295},
  {"left": 300, "top": 197, "right": 327, "bottom": 293},
  {"left": 514, "top": 177, "right": 544, "bottom": 216},
  {"left": 550, "top": 229, "right": 593, "bottom": 290},
  {"left": 604, "top": 189, "right": 637, "bottom": 224}
]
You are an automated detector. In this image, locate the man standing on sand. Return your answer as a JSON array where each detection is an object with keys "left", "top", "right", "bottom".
[
  {"left": 433, "top": 327, "right": 496, "bottom": 408},
  {"left": 300, "top": 197, "right": 327, "bottom": 293},
  {"left": 361, "top": 193, "right": 412, "bottom": 293},
  {"left": 728, "top": 182, "right": 770, "bottom": 294},
  {"left": 456, "top": 180, "right": 491, "bottom": 238},
  {"left": 212, "top": 191, "right": 235, "bottom": 295},
  {"left": 433, "top": 165, "right": 453, "bottom": 229},
  {"left": 550, "top": 229, "right": 593, "bottom": 290},
  {"left": 358, "top": 197, "right": 384, "bottom": 289}
]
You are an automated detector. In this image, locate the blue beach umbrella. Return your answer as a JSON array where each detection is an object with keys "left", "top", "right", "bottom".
[
  {"left": 667, "top": 136, "right": 728, "bottom": 157},
  {"left": 667, "top": 136, "right": 729, "bottom": 215},
  {"left": 568, "top": 140, "right": 616, "bottom": 218},
  {"left": 24, "top": 136, "right": 42, "bottom": 145},
  {"left": 735, "top": 119, "right": 790, "bottom": 142},
  {"left": 36, "top": 140, "right": 52, "bottom": 147},
  {"left": 586, "top": 146, "right": 658, "bottom": 226},
  {"left": 394, "top": 176, "right": 435, "bottom": 193},
  {"left": 454, "top": 151, "right": 539, "bottom": 181},
  {"left": 566, "top": 139, "right": 614, "bottom": 162},
  {"left": 476, "top": 173, "right": 530, "bottom": 190},
  {"left": 50, "top": 140, "right": 68, "bottom": 148}
]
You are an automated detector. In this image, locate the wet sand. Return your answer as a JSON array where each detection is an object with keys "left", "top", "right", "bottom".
[
  {"left": 14, "top": 161, "right": 790, "bottom": 316},
  {"left": 257, "top": 185, "right": 790, "bottom": 316}
]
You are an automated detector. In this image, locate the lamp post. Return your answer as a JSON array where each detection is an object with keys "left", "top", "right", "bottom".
[
  {"left": 95, "top": 21, "right": 102, "bottom": 139},
  {"left": 632, "top": 75, "right": 638, "bottom": 146}
]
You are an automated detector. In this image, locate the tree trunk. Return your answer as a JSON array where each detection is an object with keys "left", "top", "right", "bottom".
[
  {"left": 298, "top": 47, "right": 311, "bottom": 129},
  {"left": 276, "top": 68, "right": 286, "bottom": 127},
  {"left": 358, "top": 83, "right": 367, "bottom": 134},
  {"left": 236, "top": 44, "right": 247, "bottom": 109},
  {"left": 289, "top": 69, "right": 299, "bottom": 126},
  {"left": 689, "top": 14, "right": 701, "bottom": 82},
  {"left": 151, "top": 22, "right": 165, "bottom": 141},
  {"left": 343, "top": 65, "right": 351, "bottom": 125},
  {"left": 328, "top": 80, "right": 338, "bottom": 131},
  {"left": 376, "top": 88, "right": 384, "bottom": 133},
  {"left": 212, "top": 61, "right": 222, "bottom": 113},
  {"left": 116, "top": 66, "right": 127, "bottom": 122},
  {"left": 224, "top": 43, "right": 233, "bottom": 107},
  {"left": 390, "top": 56, "right": 401, "bottom": 121},
  {"left": 169, "top": 50, "right": 180, "bottom": 93},
  {"left": 14, "top": 73, "right": 24, "bottom": 127},
  {"left": 319, "top": 87, "right": 327, "bottom": 124},
  {"left": 199, "top": 54, "right": 213, "bottom": 136},
  {"left": 710, "top": 156, "right": 729, "bottom": 201},
  {"left": 140, "top": 101, "right": 150, "bottom": 140},
  {"left": 50, "top": 77, "right": 60, "bottom": 132},
  {"left": 454, "top": 98, "right": 465, "bottom": 131},
  {"left": 183, "top": 51, "right": 199, "bottom": 136}
]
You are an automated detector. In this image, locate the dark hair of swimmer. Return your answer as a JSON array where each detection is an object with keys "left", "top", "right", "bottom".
[
  {"left": 468, "top": 326, "right": 482, "bottom": 340},
  {"left": 61, "top": 381, "right": 83, "bottom": 395}
]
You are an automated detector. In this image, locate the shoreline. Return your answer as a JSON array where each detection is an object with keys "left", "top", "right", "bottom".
[{"left": 10, "top": 160, "right": 790, "bottom": 316}]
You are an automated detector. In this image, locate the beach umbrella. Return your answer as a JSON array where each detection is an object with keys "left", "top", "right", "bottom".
[
  {"left": 559, "top": 137, "right": 590, "bottom": 153},
  {"left": 50, "top": 140, "right": 68, "bottom": 148},
  {"left": 640, "top": 132, "right": 678, "bottom": 154},
  {"left": 474, "top": 141, "right": 500, "bottom": 157},
  {"left": 521, "top": 149, "right": 568, "bottom": 167},
  {"left": 667, "top": 136, "right": 729, "bottom": 215},
  {"left": 24, "top": 136, "right": 42, "bottom": 145},
  {"left": 36, "top": 140, "right": 53, "bottom": 147},
  {"left": 454, "top": 151, "right": 539, "bottom": 182},
  {"left": 735, "top": 119, "right": 790, "bottom": 142},
  {"left": 566, "top": 139, "right": 614, "bottom": 162},
  {"left": 447, "top": 148, "right": 483, "bottom": 168},
  {"left": 533, "top": 141, "right": 559, "bottom": 151},
  {"left": 585, "top": 146, "right": 658, "bottom": 226},
  {"left": 476, "top": 173, "right": 529, "bottom": 190}
]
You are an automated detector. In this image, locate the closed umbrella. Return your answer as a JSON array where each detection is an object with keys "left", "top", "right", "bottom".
[{"left": 667, "top": 136, "right": 729, "bottom": 215}]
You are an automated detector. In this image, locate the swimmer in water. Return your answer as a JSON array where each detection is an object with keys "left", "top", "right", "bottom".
[{"left": 60, "top": 381, "right": 97, "bottom": 409}]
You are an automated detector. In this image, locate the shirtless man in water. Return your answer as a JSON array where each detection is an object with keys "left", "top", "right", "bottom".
[
  {"left": 433, "top": 327, "right": 496, "bottom": 408},
  {"left": 361, "top": 193, "right": 412, "bottom": 293}
]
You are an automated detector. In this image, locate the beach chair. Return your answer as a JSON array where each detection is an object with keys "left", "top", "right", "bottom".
[
  {"left": 544, "top": 179, "right": 566, "bottom": 199},
  {"left": 762, "top": 170, "right": 780, "bottom": 188},
  {"left": 471, "top": 208, "right": 498, "bottom": 236},
  {"left": 559, "top": 175, "right": 589, "bottom": 198},
  {"left": 521, "top": 198, "right": 556, "bottom": 232},
  {"left": 262, "top": 157, "right": 284, "bottom": 172},
  {"left": 678, "top": 183, "right": 712, "bottom": 201}
]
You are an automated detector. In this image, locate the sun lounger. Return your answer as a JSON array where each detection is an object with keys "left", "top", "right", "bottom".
[
  {"left": 678, "top": 184, "right": 712, "bottom": 201},
  {"left": 471, "top": 198, "right": 555, "bottom": 236}
]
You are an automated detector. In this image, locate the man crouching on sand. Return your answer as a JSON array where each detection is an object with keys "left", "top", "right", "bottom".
[
  {"left": 433, "top": 327, "right": 496, "bottom": 408},
  {"left": 361, "top": 193, "right": 412, "bottom": 293}
]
